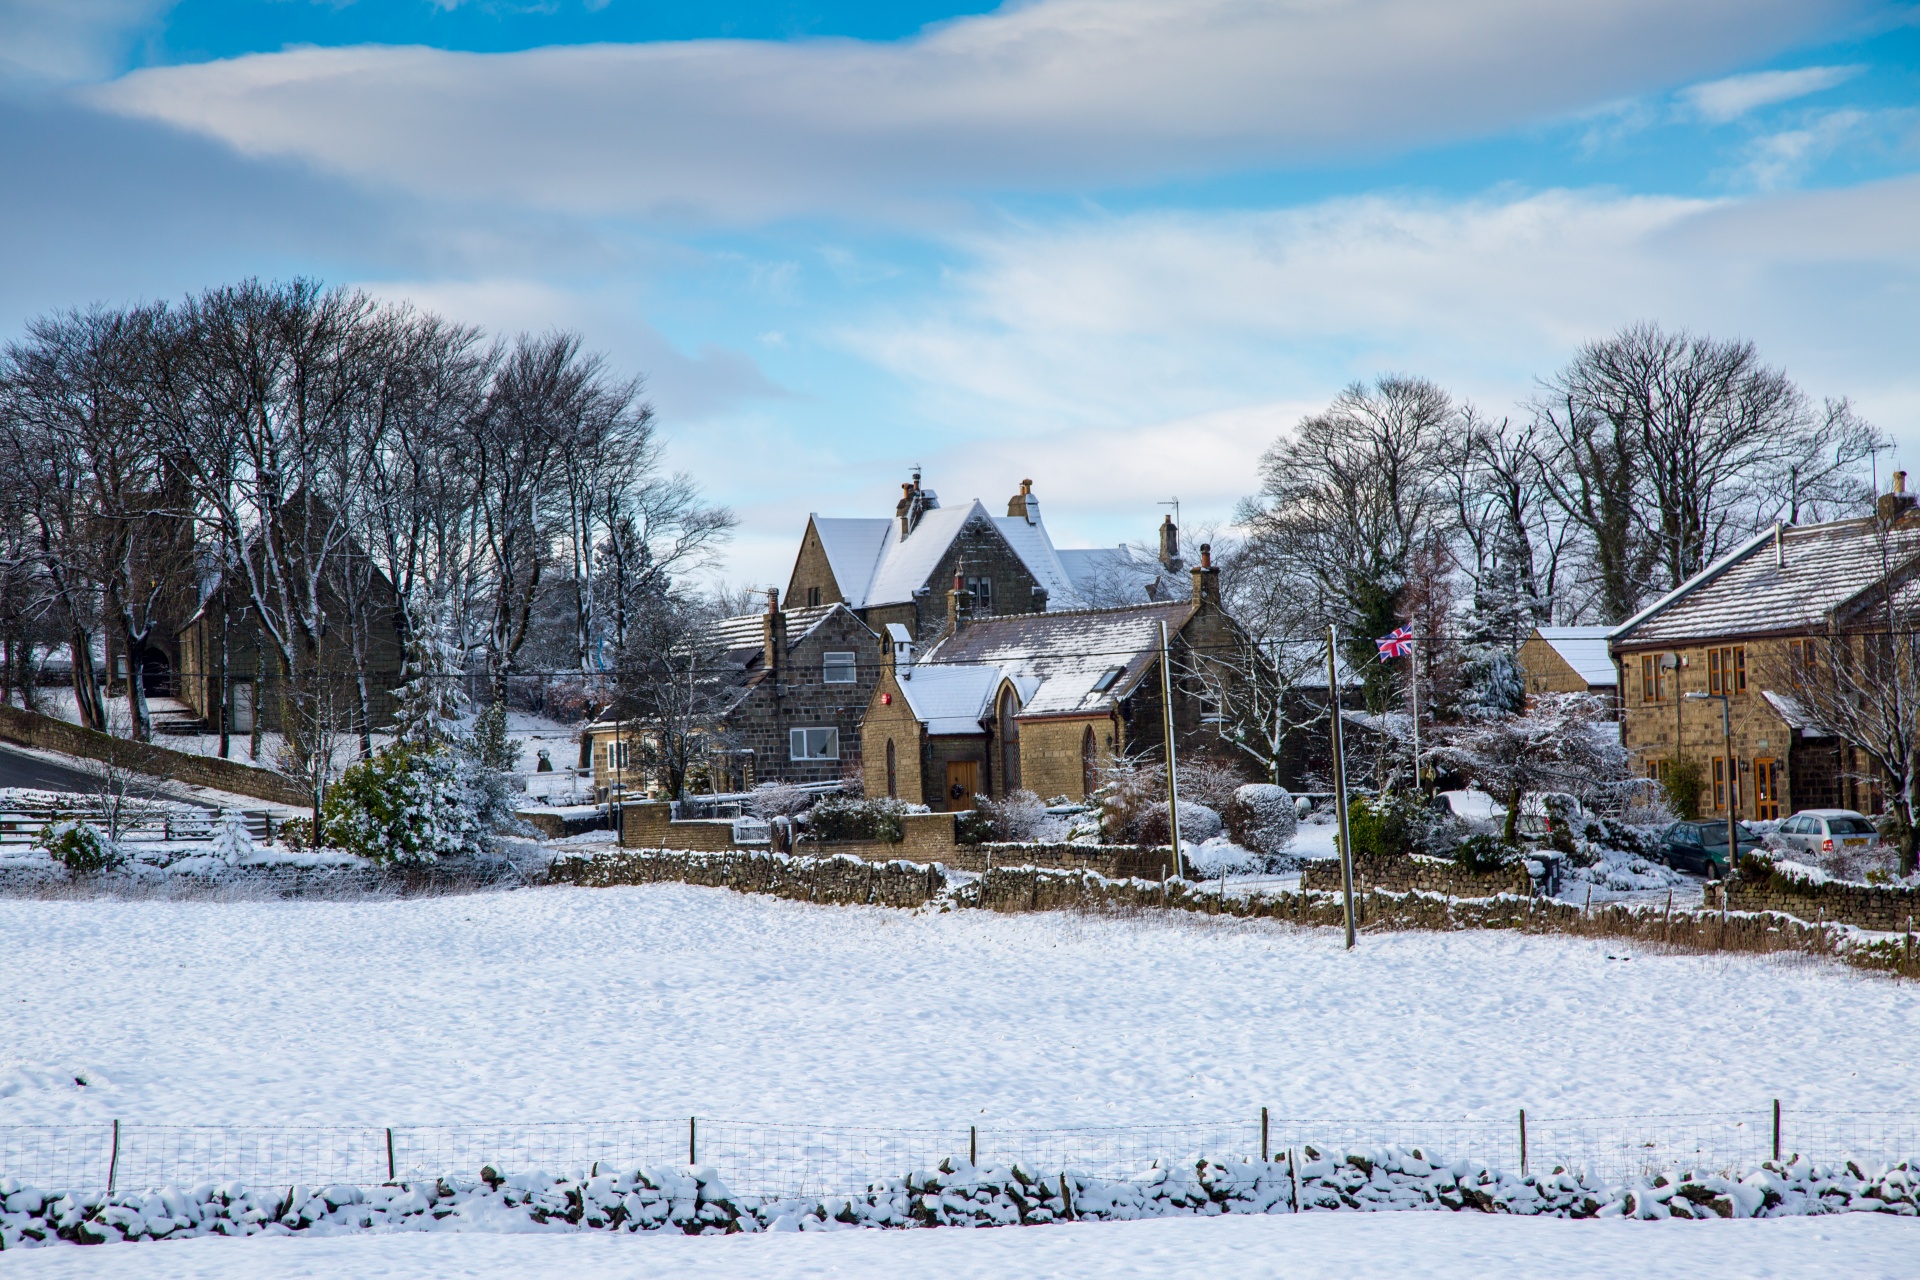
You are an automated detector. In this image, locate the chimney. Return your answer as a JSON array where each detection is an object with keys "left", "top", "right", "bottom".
[
  {"left": 1878, "top": 470, "right": 1916, "bottom": 521},
  {"left": 896, "top": 481, "right": 917, "bottom": 538},
  {"left": 762, "top": 587, "right": 787, "bottom": 678},
  {"left": 1158, "top": 514, "right": 1181, "bottom": 570},
  {"left": 1008, "top": 478, "right": 1037, "bottom": 524},
  {"left": 1190, "top": 542, "right": 1221, "bottom": 606},
  {"left": 945, "top": 572, "right": 972, "bottom": 637}
]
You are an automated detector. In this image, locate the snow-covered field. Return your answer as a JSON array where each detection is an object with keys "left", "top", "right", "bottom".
[
  {"left": 3, "top": 1210, "right": 1912, "bottom": 1279},
  {"left": 4, "top": 882, "right": 1915, "bottom": 1129}
]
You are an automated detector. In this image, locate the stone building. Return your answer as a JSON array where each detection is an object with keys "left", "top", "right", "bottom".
[
  {"left": 784, "top": 471, "right": 1174, "bottom": 646},
  {"left": 1517, "top": 626, "right": 1619, "bottom": 701},
  {"left": 1610, "top": 484, "right": 1920, "bottom": 821},
  {"left": 860, "top": 547, "right": 1241, "bottom": 809}
]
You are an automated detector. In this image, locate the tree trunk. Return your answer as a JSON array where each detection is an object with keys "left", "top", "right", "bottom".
[
  {"left": 1503, "top": 785, "right": 1523, "bottom": 846},
  {"left": 68, "top": 631, "right": 106, "bottom": 731}
]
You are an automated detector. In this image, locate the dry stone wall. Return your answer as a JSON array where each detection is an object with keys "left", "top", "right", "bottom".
[
  {"left": 1722, "top": 867, "right": 1920, "bottom": 933},
  {"left": 1300, "top": 852, "right": 1531, "bottom": 899},
  {"left": 0, "top": 705, "right": 307, "bottom": 808}
]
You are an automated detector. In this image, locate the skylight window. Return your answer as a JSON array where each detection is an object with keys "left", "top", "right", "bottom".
[{"left": 1091, "top": 666, "right": 1124, "bottom": 693}]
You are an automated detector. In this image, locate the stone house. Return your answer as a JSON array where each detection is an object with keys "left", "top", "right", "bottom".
[
  {"left": 785, "top": 471, "right": 1174, "bottom": 647},
  {"left": 1609, "top": 486, "right": 1920, "bottom": 821},
  {"left": 1517, "top": 627, "right": 1619, "bottom": 701},
  {"left": 860, "top": 548, "right": 1241, "bottom": 809}
]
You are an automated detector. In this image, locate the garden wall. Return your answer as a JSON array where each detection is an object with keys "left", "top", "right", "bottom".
[
  {"left": 1720, "top": 866, "right": 1920, "bottom": 933},
  {"left": 1300, "top": 852, "right": 1532, "bottom": 899},
  {"left": 0, "top": 705, "right": 307, "bottom": 808}
]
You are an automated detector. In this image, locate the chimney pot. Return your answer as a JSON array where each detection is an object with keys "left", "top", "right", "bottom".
[
  {"left": 1897, "top": 470, "right": 1908, "bottom": 495},
  {"left": 1200, "top": 543, "right": 1212, "bottom": 569},
  {"left": 1021, "top": 479, "right": 1032, "bottom": 494}
]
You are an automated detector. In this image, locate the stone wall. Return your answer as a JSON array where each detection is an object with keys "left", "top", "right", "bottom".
[
  {"left": 1015, "top": 714, "right": 1115, "bottom": 803},
  {"left": 861, "top": 667, "right": 925, "bottom": 802},
  {"left": 0, "top": 704, "right": 308, "bottom": 808},
  {"left": 548, "top": 848, "right": 948, "bottom": 909},
  {"left": 1300, "top": 852, "right": 1532, "bottom": 899},
  {"left": 1720, "top": 866, "right": 1920, "bottom": 933}
]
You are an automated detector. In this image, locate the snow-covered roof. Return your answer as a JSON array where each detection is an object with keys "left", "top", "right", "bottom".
[
  {"left": 1762, "top": 689, "right": 1829, "bottom": 737},
  {"left": 707, "top": 604, "right": 839, "bottom": 655},
  {"left": 912, "top": 600, "right": 1193, "bottom": 725},
  {"left": 1615, "top": 517, "right": 1920, "bottom": 646},
  {"left": 808, "top": 496, "right": 1087, "bottom": 611},
  {"left": 892, "top": 664, "right": 1006, "bottom": 736},
  {"left": 1532, "top": 626, "right": 1618, "bottom": 687}
]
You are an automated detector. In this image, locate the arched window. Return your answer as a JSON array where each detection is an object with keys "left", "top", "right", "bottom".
[
  {"left": 997, "top": 687, "right": 1021, "bottom": 796},
  {"left": 1081, "top": 725, "right": 1097, "bottom": 799},
  {"left": 885, "top": 739, "right": 897, "bottom": 799}
]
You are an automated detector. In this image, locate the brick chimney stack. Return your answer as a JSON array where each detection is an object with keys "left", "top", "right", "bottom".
[
  {"left": 945, "top": 572, "right": 972, "bottom": 638},
  {"left": 1878, "top": 470, "right": 1916, "bottom": 521},
  {"left": 762, "top": 587, "right": 787, "bottom": 678},
  {"left": 1158, "top": 514, "right": 1181, "bottom": 570},
  {"left": 1190, "top": 542, "right": 1221, "bottom": 606}
]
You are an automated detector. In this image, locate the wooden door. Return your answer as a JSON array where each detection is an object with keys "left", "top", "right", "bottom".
[
  {"left": 1755, "top": 758, "right": 1780, "bottom": 821},
  {"left": 945, "top": 761, "right": 979, "bottom": 810}
]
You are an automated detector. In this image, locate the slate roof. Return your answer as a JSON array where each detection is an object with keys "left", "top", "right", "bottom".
[
  {"left": 1533, "top": 626, "right": 1618, "bottom": 687},
  {"left": 809, "top": 500, "right": 1088, "bottom": 610},
  {"left": 1613, "top": 516, "right": 1920, "bottom": 646},
  {"left": 707, "top": 605, "right": 839, "bottom": 657},
  {"left": 902, "top": 601, "right": 1195, "bottom": 733},
  {"left": 891, "top": 665, "right": 1007, "bottom": 736}
]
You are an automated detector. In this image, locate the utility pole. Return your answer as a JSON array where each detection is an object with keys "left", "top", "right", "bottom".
[
  {"left": 1328, "top": 625, "right": 1356, "bottom": 950},
  {"left": 1159, "top": 620, "right": 1183, "bottom": 879}
]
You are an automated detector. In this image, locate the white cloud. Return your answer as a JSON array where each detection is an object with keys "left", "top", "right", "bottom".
[
  {"left": 1735, "top": 107, "right": 1871, "bottom": 188},
  {"left": 1679, "top": 63, "right": 1865, "bottom": 123},
  {"left": 799, "top": 177, "right": 1920, "bottom": 571},
  {"left": 0, "top": 0, "right": 170, "bottom": 85},
  {"left": 87, "top": 0, "right": 1861, "bottom": 222}
]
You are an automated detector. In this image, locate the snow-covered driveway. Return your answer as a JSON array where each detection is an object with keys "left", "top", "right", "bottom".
[{"left": 4, "top": 884, "right": 1913, "bottom": 1129}]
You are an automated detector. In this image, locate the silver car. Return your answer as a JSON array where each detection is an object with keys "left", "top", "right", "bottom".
[{"left": 1773, "top": 809, "right": 1883, "bottom": 856}]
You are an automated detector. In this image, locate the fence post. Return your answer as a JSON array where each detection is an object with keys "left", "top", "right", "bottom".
[
  {"left": 1518, "top": 1109, "right": 1527, "bottom": 1177},
  {"left": 689, "top": 1116, "right": 697, "bottom": 1166},
  {"left": 1288, "top": 1147, "right": 1298, "bottom": 1211},
  {"left": 387, "top": 1127, "right": 396, "bottom": 1182},
  {"left": 1773, "top": 1099, "right": 1781, "bottom": 1163},
  {"left": 106, "top": 1118, "right": 120, "bottom": 1194},
  {"left": 970, "top": 1125, "right": 977, "bottom": 1168},
  {"left": 1059, "top": 1173, "right": 1074, "bottom": 1220},
  {"left": 1262, "top": 1107, "right": 1270, "bottom": 1163}
]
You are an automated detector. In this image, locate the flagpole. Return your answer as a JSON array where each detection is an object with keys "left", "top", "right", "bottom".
[
  {"left": 1410, "top": 635, "right": 1420, "bottom": 796},
  {"left": 1328, "top": 624, "right": 1356, "bottom": 951}
]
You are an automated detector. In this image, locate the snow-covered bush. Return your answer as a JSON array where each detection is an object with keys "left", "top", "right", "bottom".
[
  {"left": 1345, "top": 792, "right": 1448, "bottom": 859},
  {"left": 972, "top": 790, "right": 1051, "bottom": 842},
  {"left": 1224, "top": 783, "right": 1297, "bottom": 856},
  {"left": 1136, "top": 800, "right": 1222, "bottom": 846},
  {"left": 321, "top": 744, "right": 487, "bottom": 865},
  {"left": 746, "top": 782, "right": 814, "bottom": 822},
  {"left": 211, "top": 813, "right": 254, "bottom": 866},
  {"left": 803, "top": 794, "right": 908, "bottom": 843},
  {"left": 34, "top": 820, "right": 122, "bottom": 874},
  {"left": 1451, "top": 833, "right": 1520, "bottom": 875}
]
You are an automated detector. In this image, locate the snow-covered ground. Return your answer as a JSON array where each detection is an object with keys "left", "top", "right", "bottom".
[
  {"left": 4, "top": 883, "right": 1915, "bottom": 1130},
  {"left": 3, "top": 1209, "right": 1912, "bottom": 1279}
]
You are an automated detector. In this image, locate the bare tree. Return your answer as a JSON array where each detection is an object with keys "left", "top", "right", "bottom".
[
  {"left": 1181, "top": 631, "right": 1328, "bottom": 784},
  {"left": 610, "top": 594, "right": 740, "bottom": 800},
  {"left": 1434, "top": 692, "right": 1631, "bottom": 844},
  {"left": 1538, "top": 323, "right": 1883, "bottom": 621}
]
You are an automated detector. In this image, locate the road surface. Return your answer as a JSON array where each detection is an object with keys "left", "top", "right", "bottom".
[{"left": 0, "top": 741, "right": 97, "bottom": 793}]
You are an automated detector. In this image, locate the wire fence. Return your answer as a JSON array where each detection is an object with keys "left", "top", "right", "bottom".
[{"left": 6, "top": 1109, "right": 1920, "bottom": 1198}]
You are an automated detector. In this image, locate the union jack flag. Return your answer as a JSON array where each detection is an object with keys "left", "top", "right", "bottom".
[{"left": 1376, "top": 625, "right": 1415, "bottom": 659}]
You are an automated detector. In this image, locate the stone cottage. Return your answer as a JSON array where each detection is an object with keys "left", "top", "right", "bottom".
[
  {"left": 1609, "top": 479, "right": 1920, "bottom": 821},
  {"left": 860, "top": 547, "right": 1241, "bottom": 809}
]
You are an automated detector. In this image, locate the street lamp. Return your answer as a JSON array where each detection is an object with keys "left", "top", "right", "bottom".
[{"left": 1684, "top": 691, "right": 1738, "bottom": 884}]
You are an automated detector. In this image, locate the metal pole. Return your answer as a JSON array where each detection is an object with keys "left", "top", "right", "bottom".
[
  {"left": 689, "top": 1116, "right": 697, "bottom": 1166},
  {"left": 1159, "top": 620, "right": 1184, "bottom": 879},
  {"left": 386, "top": 1127, "right": 396, "bottom": 1182},
  {"left": 1328, "top": 625, "right": 1356, "bottom": 950},
  {"left": 107, "top": 1118, "right": 119, "bottom": 1194},
  {"left": 1409, "top": 635, "right": 1420, "bottom": 795},
  {"left": 1262, "top": 1107, "right": 1270, "bottom": 1163},
  {"left": 1722, "top": 696, "right": 1738, "bottom": 891},
  {"left": 1519, "top": 1108, "right": 1528, "bottom": 1176},
  {"left": 1773, "top": 1099, "right": 1781, "bottom": 1163}
]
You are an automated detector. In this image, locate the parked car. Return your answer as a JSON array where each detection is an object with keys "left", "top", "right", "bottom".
[
  {"left": 1657, "top": 820, "right": 1765, "bottom": 877},
  {"left": 1516, "top": 792, "right": 1588, "bottom": 839},
  {"left": 1772, "top": 809, "right": 1883, "bottom": 857}
]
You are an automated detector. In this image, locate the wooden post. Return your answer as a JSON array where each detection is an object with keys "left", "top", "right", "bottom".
[
  {"left": 1262, "top": 1107, "right": 1270, "bottom": 1163},
  {"left": 970, "top": 1125, "right": 977, "bottom": 1167},
  {"left": 1327, "top": 625, "right": 1356, "bottom": 950},
  {"left": 1288, "top": 1148, "right": 1299, "bottom": 1211},
  {"left": 386, "top": 1127, "right": 396, "bottom": 1182},
  {"left": 107, "top": 1118, "right": 119, "bottom": 1194},
  {"left": 1518, "top": 1109, "right": 1527, "bottom": 1176},
  {"left": 1158, "top": 620, "right": 1184, "bottom": 878},
  {"left": 1059, "top": 1173, "right": 1074, "bottom": 1220},
  {"left": 689, "top": 1117, "right": 697, "bottom": 1166},
  {"left": 1772, "top": 1099, "right": 1781, "bottom": 1162}
]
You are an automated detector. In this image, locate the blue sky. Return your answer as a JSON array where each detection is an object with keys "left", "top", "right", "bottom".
[{"left": 2, "top": 1, "right": 1918, "bottom": 589}]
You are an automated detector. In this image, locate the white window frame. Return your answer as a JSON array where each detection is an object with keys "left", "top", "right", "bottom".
[
  {"left": 790, "top": 727, "right": 840, "bottom": 761},
  {"left": 965, "top": 575, "right": 993, "bottom": 614},
  {"left": 822, "top": 651, "right": 857, "bottom": 684},
  {"left": 606, "top": 740, "right": 629, "bottom": 769}
]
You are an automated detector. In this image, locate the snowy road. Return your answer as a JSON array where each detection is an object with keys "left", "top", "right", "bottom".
[
  {"left": 4, "top": 1212, "right": 1914, "bottom": 1280},
  {"left": 3, "top": 883, "right": 1915, "bottom": 1130}
]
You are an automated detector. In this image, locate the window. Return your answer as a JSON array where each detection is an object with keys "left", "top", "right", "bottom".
[
  {"left": 1791, "top": 638, "right": 1821, "bottom": 676},
  {"left": 605, "top": 740, "right": 629, "bottom": 770},
  {"left": 1091, "top": 666, "right": 1124, "bottom": 693},
  {"left": 965, "top": 575, "right": 993, "bottom": 615},
  {"left": 885, "top": 739, "right": 897, "bottom": 798},
  {"left": 1640, "top": 655, "right": 1667, "bottom": 704},
  {"left": 1713, "top": 757, "right": 1727, "bottom": 811},
  {"left": 806, "top": 586, "right": 822, "bottom": 607},
  {"left": 1708, "top": 645, "right": 1747, "bottom": 696},
  {"left": 822, "top": 651, "right": 856, "bottom": 684},
  {"left": 790, "top": 727, "right": 839, "bottom": 760}
]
